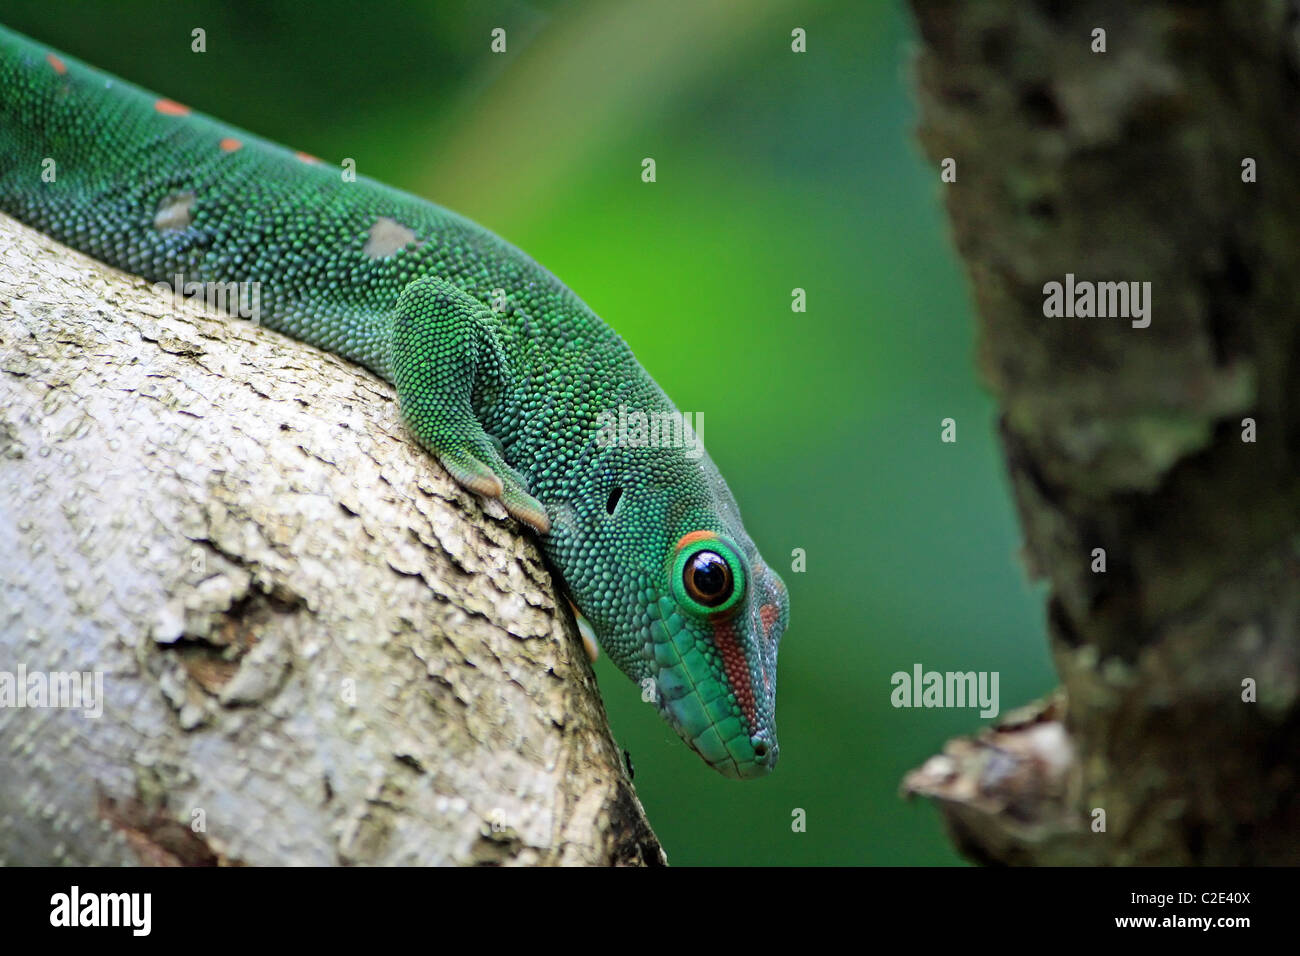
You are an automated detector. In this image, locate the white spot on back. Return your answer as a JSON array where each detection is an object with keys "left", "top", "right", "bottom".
[
  {"left": 363, "top": 217, "right": 419, "bottom": 258},
  {"left": 154, "top": 191, "right": 196, "bottom": 231}
]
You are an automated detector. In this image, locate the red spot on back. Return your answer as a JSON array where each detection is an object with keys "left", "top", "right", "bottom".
[
  {"left": 154, "top": 98, "right": 190, "bottom": 116},
  {"left": 711, "top": 618, "right": 758, "bottom": 731},
  {"left": 219, "top": 137, "right": 243, "bottom": 153},
  {"left": 46, "top": 53, "right": 67, "bottom": 75},
  {"left": 295, "top": 151, "right": 321, "bottom": 164}
]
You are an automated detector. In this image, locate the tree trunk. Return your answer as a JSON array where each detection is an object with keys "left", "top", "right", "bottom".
[
  {"left": 902, "top": 0, "right": 1300, "bottom": 865},
  {"left": 0, "top": 212, "right": 663, "bottom": 866}
]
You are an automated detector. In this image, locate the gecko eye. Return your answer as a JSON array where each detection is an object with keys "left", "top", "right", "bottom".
[
  {"left": 671, "top": 537, "right": 746, "bottom": 616},
  {"left": 684, "top": 551, "right": 732, "bottom": 607}
]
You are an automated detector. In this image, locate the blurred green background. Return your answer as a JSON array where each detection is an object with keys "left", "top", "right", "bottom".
[{"left": 3, "top": 0, "right": 1054, "bottom": 864}]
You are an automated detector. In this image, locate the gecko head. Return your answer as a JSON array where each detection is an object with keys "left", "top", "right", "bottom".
[
  {"left": 648, "top": 527, "right": 788, "bottom": 779},
  {"left": 548, "top": 428, "right": 788, "bottom": 780}
]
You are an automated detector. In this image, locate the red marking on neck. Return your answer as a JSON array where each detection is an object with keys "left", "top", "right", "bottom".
[
  {"left": 295, "top": 151, "right": 321, "bottom": 164},
  {"left": 675, "top": 530, "right": 718, "bottom": 552},
  {"left": 759, "top": 603, "right": 779, "bottom": 639},
  {"left": 46, "top": 53, "right": 67, "bottom": 75},
  {"left": 219, "top": 137, "right": 243, "bottom": 153},
  {"left": 154, "top": 98, "right": 190, "bottom": 116},
  {"left": 711, "top": 617, "right": 758, "bottom": 731}
]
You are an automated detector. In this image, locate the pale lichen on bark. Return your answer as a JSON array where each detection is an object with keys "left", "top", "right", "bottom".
[
  {"left": 904, "top": 0, "right": 1300, "bottom": 864},
  {"left": 0, "top": 212, "right": 663, "bottom": 866}
]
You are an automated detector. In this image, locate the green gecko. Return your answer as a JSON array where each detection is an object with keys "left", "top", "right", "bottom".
[{"left": 0, "top": 24, "right": 788, "bottom": 779}]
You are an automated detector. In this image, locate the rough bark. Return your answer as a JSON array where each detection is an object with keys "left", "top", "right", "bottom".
[
  {"left": 0, "top": 212, "right": 663, "bottom": 866},
  {"left": 903, "top": 0, "right": 1300, "bottom": 864}
]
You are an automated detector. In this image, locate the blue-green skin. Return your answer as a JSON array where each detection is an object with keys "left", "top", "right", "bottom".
[{"left": 0, "top": 24, "right": 788, "bottom": 778}]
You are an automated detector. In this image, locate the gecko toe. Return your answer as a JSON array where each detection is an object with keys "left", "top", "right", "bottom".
[
  {"left": 500, "top": 483, "right": 550, "bottom": 534},
  {"left": 437, "top": 448, "right": 505, "bottom": 499}
]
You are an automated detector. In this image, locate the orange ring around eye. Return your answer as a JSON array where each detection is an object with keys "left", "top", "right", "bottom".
[{"left": 674, "top": 530, "right": 719, "bottom": 552}]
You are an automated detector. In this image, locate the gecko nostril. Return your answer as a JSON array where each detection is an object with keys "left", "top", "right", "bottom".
[{"left": 752, "top": 740, "right": 769, "bottom": 759}]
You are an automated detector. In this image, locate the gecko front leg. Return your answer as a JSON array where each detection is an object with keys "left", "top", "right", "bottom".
[{"left": 387, "top": 275, "right": 550, "bottom": 534}]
